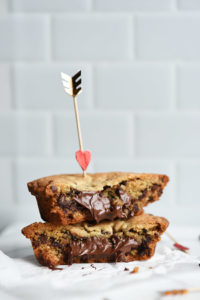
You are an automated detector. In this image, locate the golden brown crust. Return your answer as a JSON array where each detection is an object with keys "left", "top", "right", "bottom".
[
  {"left": 28, "top": 172, "right": 169, "bottom": 194},
  {"left": 22, "top": 213, "right": 169, "bottom": 267},
  {"left": 22, "top": 213, "right": 169, "bottom": 239},
  {"left": 27, "top": 172, "right": 169, "bottom": 225}
]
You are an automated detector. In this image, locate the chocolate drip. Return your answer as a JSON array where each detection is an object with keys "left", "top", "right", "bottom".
[
  {"left": 72, "top": 188, "right": 134, "bottom": 223},
  {"left": 64, "top": 236, "right": 139, "bottom": 265}
]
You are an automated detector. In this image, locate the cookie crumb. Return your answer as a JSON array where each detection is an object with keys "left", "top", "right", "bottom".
[
  {"left": 130, "top": 266, "right": 139, "bottom": 274},
  {"left": 91, "top": 264, "right": 97, "bottom": 270},
  {"left": 48, "top": 265, "right": 63, "bottom": 271},
  {"left": 149, "top": 267, "right": 153, "bottom": 269},
  {"left": 162, "top": 289, "right": 188, "bottom": 296},
  {"left": 124, "top": 267, "right": 129, "bottom": 271}
]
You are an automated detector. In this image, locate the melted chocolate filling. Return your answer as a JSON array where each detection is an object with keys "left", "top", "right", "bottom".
[
  {"left": 64, "top": 236, "right": 139, "bottom": 265},
  {"left": 58, "top": 187, "right": 136, "bottom": 223},
  {"left": 57, "top": 183, "right": 162, "bottom": 223}
]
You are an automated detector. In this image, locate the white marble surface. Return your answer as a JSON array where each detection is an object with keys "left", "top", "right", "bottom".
[{"left": 0, "top": 223, "right": 199, "bottom": 300}]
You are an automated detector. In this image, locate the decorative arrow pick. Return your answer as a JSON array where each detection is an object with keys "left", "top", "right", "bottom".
[
  {"left": 61, "top": 70, "right": 91, "bottom": 176},
  {"left": 166, "top": 231, "right": 190, "bottom": 253}
]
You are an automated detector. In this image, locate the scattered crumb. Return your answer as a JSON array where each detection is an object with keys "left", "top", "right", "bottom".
[
  {"left": 81, "top": 267, "right": 85, "bottom": 269},
  {"left": 48, "top": 265, "right": 63, "bottom": 271},
  {"left": 124, "top": 267, "right": 129, "bottom": 271},
  {"left": 149, "top": 267, "right": 153, "bottom": 269},
  {"left": 91, "top": 264, "right": 97, "bottom": 270},
  {"left": 162, "top": 289, "right": 188, "bottom": 296},
  {"left": 130, "top": 266, "right": 139, "bottom": 274}
]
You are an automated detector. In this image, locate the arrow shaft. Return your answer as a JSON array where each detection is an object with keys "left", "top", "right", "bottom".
[{"left": 73, "top": 96, "right": 86, "bottom": 176}]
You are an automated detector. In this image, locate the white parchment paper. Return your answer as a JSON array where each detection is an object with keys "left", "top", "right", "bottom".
[{"left": 0, "top": 224, "right": 200, "bottom": 300}]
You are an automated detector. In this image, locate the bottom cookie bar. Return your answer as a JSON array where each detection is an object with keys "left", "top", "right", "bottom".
[{"left": 22, "top": 213, "right": 169, "bottom": 267}]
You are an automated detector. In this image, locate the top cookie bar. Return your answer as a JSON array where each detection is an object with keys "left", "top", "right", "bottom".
[{"left": 28, "top": 172, "right": 169, "bottom": 225}]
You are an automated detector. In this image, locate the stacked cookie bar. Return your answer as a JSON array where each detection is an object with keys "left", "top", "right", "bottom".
[{"left": 22, "top": 172, "right": 169, "bottom": 267}]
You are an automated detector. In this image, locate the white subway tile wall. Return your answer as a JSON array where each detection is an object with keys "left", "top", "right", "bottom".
[{"left": 0, "top": 0, "right": 200, "bottom": 228}]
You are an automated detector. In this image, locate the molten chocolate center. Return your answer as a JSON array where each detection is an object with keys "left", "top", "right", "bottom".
[
  {"left": 64, "top": 236, "right": 139, "bottom": 265},
  {"left": 71, "top": 188, "right": 135, "bottom": 223}
]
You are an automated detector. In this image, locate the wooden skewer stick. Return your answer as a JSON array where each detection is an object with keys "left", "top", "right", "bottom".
[
  {"left": 189, "top": 287, "right": 200, "bottom": 292},
  {"left": 61, "top": 70, "right": 88, "bottom": 177},
  {"left": 165, "top": 231, "right": 177, "bottom": 243},
  {"left": 72, "top": 95, "right": 86, "bottom": 176}
]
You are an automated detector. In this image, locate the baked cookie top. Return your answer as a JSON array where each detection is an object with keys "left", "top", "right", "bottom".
[
  {"left": 28, "top": 172, "right": 169, "bottom": 195},
  {"left": 22, "top": 212, "right": 169, "bottom": 239}
]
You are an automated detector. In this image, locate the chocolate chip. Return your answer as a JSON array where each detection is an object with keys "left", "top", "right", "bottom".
[
  {"left": 71, "top": 235, "right": 78, "bottom": 241},
  {"left": 115, "top": 187, "right": 121, "bottom": 197},
  {"left": 151, "top": 183, "right": 160, "bottom": 192},
  {"left": 74, "top": 189, "right": 80, "bottom": 195},
  {"left": 103, "top": 185, "right": 111, "bottom": 190},
  {"left": 158, "top": 188, "right": 163, "bottom": 196},
  {"left": 66, "top": 188, "right": 73, "bottom": 196},
  {"left": 137, "top": 239, "right": 151, "bottom": 257},
  {"left": 57, "top": 194, "right": 68, "bottom": 208},
  {"left": 50, "top": 186, "right": 57, "bottom": 192},
  {"left": 138, "top": 188, "right": 147, "bottom": 200},
  {"left": 50, "top": 237, "right": 61, "bottom": 248},
  {"left": 146, "top": 235, "right": 152, "bottom": 243},
  {"left": 124, "top": 267, "right": 129, "bottom": 271},
  {"left": 154, "top": 233, "right": 159, "bottom": 239},
  {"left": 101, "top": 229, "right": 110, "bottom": 235},
  {"left": 156, "top": 224, "right": 161, "bottom": 231},
  {"left": 39, "top": 233, "right": 47, "bottom": 244},
  {"left": 87, "top": 220, "right": 97, "bottom": 226},
  {"left": 32, "top": 239, "right": 40, "bottom": 249},
  {"left": 148, "top": 196, "right": 153, "bottom": 202},
  {"left": 120, "top": 180, "right": 127, "bottom": 186},
  {"left": 133, "top": 204, "right": 139, "bottom": 214}
]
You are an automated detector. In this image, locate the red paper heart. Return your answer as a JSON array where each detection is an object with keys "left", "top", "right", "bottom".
[{"left": 76, "top": 150, "right": 91, "bottom": 171}]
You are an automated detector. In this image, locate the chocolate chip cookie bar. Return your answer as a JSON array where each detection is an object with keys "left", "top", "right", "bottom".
[
  {"left": 28, "top": 172, "right": 169, "bottom": 225},
  {"left": 22, "top": 213, "right": 169, "bottom": 267}
]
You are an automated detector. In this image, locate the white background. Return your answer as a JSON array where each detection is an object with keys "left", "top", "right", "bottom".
[{"left": 0, "top": 0, "right": 200, "bottom": 229}]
